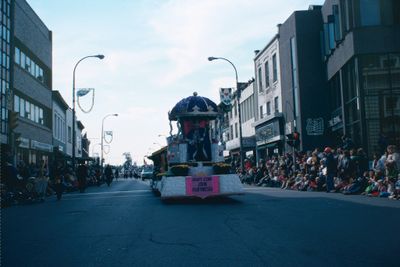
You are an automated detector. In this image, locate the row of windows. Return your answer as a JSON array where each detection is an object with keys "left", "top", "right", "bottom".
[
  {"left": 227, "top": 122, "right": 239, "bottom": 141},
  {"left": 1, "top": 0, "right": 11, "bottom": 16},
  {"left": 54, "top": 112, "right": 66, "bottom": 143},
  {"left": 1, "top": 24, "right": 9, "bottom": 43},
  {"left": 240, "top": 95, "right": 255, "bottom": 123},
  {"left": 322, "top": 0, "right": 400, "bottom": 59},
  {"left": 258, "top": 53, "right": 278, "bottom": 92},
  {"left": 15, "top": 47, "right": 45, "bottom": 83},
  {"left": 14, "top": 94, "right": 44, "bottom": 125},
  {"left": 259, "top": 96, "right": 280, "bottom": 119},
  {"left": 1, "top": 51, "right": 9, "bottom": 69}
]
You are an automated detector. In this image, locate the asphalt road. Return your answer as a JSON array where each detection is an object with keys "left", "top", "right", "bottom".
[{"left": 2, "top": 178, "right": 399, "bottom": 267}]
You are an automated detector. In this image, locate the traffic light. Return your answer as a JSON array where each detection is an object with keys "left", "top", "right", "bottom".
[
  {"left": 286, "top": 133, "right": 294, "bottom": 147},
  {"left": 9, "top": 111, "right": 19, "bottom": 130},
  {"left": 293, "top": 131, "right": 300, "bottom": 148}
]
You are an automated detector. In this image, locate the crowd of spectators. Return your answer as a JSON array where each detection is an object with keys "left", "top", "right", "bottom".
[{"left": 237, "top": 142, "right": 400, "bottom": 200}]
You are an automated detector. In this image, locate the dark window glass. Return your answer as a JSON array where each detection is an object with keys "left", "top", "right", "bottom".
[
  {"left": 272, "top": 54, "right": 277, "bottom": 82},
  {"left": 274, "top": 96, "right": 279, "bottom": 112},
  {"left": 267, "top": 102, "right": 271, "bottom": 115},
  {"left": 360, "top": 0, "right": 380, "bottom": 26},
  {"left": 333, "top": 5, "right": 342, "bottom": 40},
  {"left": 258, "top": 67, "right": 262, "bottom": 91},
  {"left": 14, "top": 47, "right": 20, "bottom": 64},
  {"left": 264, "top": 61, "right": 269, "bottom": 88},
  {"left": 394, "top": 0, "right": 400, "bottom": 24}
]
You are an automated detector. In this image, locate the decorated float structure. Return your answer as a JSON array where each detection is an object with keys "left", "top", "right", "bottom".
[{"left": 149, "top": 92, "right": 243, "bottom": 199}]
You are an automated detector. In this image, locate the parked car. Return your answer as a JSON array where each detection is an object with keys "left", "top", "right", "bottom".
[{"left": 141, "top": 167, "right": 153, "bottom": 180}]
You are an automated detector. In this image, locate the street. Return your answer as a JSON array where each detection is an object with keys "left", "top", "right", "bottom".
[{"left": 2, "top": 179, "right": 399, "bottom": 267}]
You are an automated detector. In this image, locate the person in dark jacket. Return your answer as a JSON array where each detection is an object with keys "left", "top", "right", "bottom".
[
  {"left": 76, "top": 163, "right": 88, "bottom": 193},
  {"left": 324, "top": 147, "right": 337, "bottom": 192},
  {"left": 104, "top": 165, "right": 113, "bottom": 186}
]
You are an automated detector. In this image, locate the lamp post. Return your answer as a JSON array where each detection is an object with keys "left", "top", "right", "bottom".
[
  {"left": 72, "top": 54, "right": 104, "bottom": 172},
  {"left": 101, "top": 113, "right": 118, "bottom": 170},
  {"left": 208, "top": 56, "right": 244, "bottom": 172}
]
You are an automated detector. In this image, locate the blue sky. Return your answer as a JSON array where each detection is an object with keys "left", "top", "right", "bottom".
[{"left": 28, "top": 0, "right": 324, "bottom": 165}]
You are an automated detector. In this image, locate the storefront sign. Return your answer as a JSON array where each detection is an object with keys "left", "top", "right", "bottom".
[
  {"left": 18, "top": 137, "right": 30, "bottom": 148},
  {"left": 220, "top": 88, "right": 233, "bottom": 106},
  {"left": 306, "top": 118, "right": 324, "bottom": 136},
  {"left": 31, "top": 140, "right": 53, "bottom": 152},
  {"left": 186, "top": 176, "right": 219, "bottom": 198},
  {"left": 328, "top": 115, "right": 342, "bottom": 127}
]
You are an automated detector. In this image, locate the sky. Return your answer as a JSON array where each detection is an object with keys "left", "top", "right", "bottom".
[{"left": 27, "top": 0, "right": 324, "bottom": 166}]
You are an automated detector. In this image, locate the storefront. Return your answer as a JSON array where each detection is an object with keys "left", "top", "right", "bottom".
[
  {"left": 255, "top": 115, "right": 285, "bottom": 164},
  {"left": 16, "top": 138, "right": 53, "bottom": 167}
]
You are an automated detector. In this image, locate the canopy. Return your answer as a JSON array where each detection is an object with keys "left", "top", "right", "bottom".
[{"left": 169, "top": 92, "right": 219, "bottom": 121}]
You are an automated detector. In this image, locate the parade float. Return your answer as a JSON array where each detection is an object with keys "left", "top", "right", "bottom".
[{"left": 148, "top": 92, "right": 243, "bottom": 199}]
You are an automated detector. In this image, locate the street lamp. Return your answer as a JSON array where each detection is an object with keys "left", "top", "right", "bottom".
[
  {"left": 101, "top": 113, "right": 118, "bottom": 170},
  {"left": 208, "top": 56, "right": 244, "bottom": 173},
  {"left": 72, "top": 54, "right": 104, "bottom": 172}
]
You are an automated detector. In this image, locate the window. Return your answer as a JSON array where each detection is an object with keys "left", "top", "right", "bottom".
[
  {"left": 35, "top": 106, "right": 39, "bottom": 123},
  {"left": 267, "top": 101, "right": 271, "bottom": 116},
  {"left": 25, "top": 56, "right": 31, "bottom": 72},
  {"left": 230, "top": 125, "right": 233, "bottom": 140},
  {"left": 328, "top": 15, "right": 335, "bottom": 50},
  {"left": 264, "top": 61, "right": 270, "bottom": 88},
  {"left": 14, "top": 47, "right": 20, "bottom": 65},
  {"left": 333, "top": 5, "right": 342, "bottom": 41},
  {"left": 25, "top": 101, "right": 30, "bottom": 120},
  {"left": 290, "top": 37, "right": 300, "bottom": 117},
  {"left": 360, "top": 0, "right": 380, "bottom": 26},
  {"left": 234, "top": 101, "right": 237, "bottom": 117},
  {"left": 19, "top": 98, "right": 24, "bottom": 117},
  {"left": 30, "top": 62, "right": 36, "bottom": 76},
  {"left": 260, "top": 105, "right": 264, "bottom": 119},
  {"left": 272, "top": 54, "right": 277, "bottom": 82},
  {"left": 20, "top": 51, "right": 26, "bottom": 68},
  {"left": 258, "top": 67, "right": 262, "bottom": 92},
  {"left": 39, "top": 108, "right": 43, "bottom": 125},
  {"left": 274, "top": 96, "right": 279, "bottom": 113},
  {"left": 235, "top": 123, "right": 238, "bottom": 138},
  {"left": 38, "top": 68, "right": 43, "bottom": 81},
  {"left": 68, "top": 126, "right": 72, "bottom": 143},
  {"left": 14, "top": 95, "right": 19, "bottom": 112},
  {"left": 30, "top": 104, "right": 34, "bottom": 121}
]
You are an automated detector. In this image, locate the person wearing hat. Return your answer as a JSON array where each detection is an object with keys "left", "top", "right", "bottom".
[{"left": 324, "top": 147, "right": 337, "bottom": 193}]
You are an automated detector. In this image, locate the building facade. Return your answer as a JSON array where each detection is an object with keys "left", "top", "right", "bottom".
[
  {"left": 223, "top": 81, "right": 256, "bottom": 162},
  {"left": 253, "top": 35, "right": 286, "bottom": 161},
  {"left": 52, "top": 90, "right": 68, "bottom": 167},
  {"left": 0, "top": 0, "right": 12, "bottom": 149},
  {"left": 12, "top": 0, "right": 52, "bottom": 167},
  {"left": 321, "top": 0, "right": 400, "bottom": 155},
  {"left": 279, "top": 6, "right": 329, "bottom": 152}
]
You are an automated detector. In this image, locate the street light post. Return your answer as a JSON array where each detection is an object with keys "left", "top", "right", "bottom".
[
  {"left": 208, "top": 56, "right": 244, "bottom": 173},
  {"left": 101, "top": 113, "right": 118, "bottom": 170},
  {"left": 72, "top": 54, "right": 104, "bottom": 172}
]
